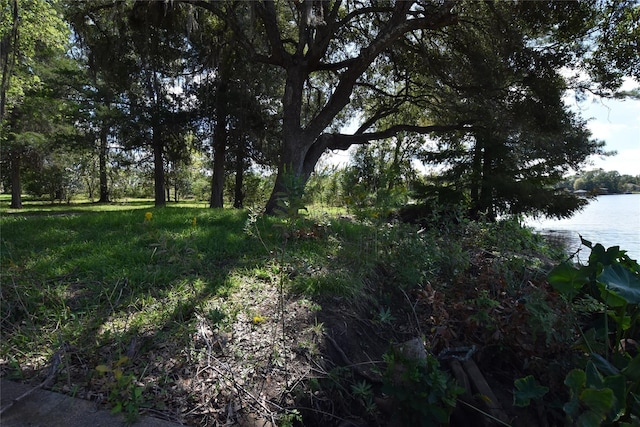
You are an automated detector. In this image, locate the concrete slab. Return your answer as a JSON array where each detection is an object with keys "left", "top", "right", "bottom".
[{"left": 0, "top": 379, "right": 184, "bottom": 427}]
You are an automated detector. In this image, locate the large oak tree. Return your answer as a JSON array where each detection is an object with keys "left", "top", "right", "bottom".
[
  {"left": 187, "top": 0, "right": 636, "bottom": 215},
  {"left": 188, "top": 0, "right": 462, "bottom": 213}
]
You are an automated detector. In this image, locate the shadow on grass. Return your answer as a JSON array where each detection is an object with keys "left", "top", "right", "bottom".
[
  {"left": 0, "top": 207, "right": 259, "bottom": 392},
  {"left": 0, "top": 199, "right": 160, "bottom": 216},
  {"left": 1, "top": 208, "right": 404, "bottom": 424}
]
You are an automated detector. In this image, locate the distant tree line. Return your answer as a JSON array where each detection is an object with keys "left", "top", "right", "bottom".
[{"left": 557, "top": 169, "right": 640, "bottom": 194}]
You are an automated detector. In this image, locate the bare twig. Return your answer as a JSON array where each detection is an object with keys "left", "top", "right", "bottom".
[
  {"left": 207, "top": 355, "right": 282, "bottom": 416},
  {"left": 400, "top": 287, "right": 422, "bottom": 336},
  {"left": 323, "top": 332, "right": 382, "bottom": 384}
]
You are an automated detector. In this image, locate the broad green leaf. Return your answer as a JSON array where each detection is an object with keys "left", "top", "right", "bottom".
[
  {"left": 115, "top": 355, "right": 129, "bottom": 367},
  {"left": 589, "top": 244, "right": 624, "bottom": 267},
  {"left": 605, "top": 246, "right": 624, "bottom": 264},
  {"left": 579, "top": 328, "right": 607, "bottom": 354},
  {"left": 548, "top": 262, "right": 588, "bottom": 298},
  {"left": 111, "top": 402, "right": 122, "bottom": 414},
  {"left": 565, "top": 369, "right": 586, "bottom": 394},
  {"left": 603, "top": 374, "right": 627, "bottom": 421},
  {"left": 513, "top": 375, "right": 549, "bottom": 407},
  {"left": 598, "top": 285, "right": 627, "bottom": 307},
  {"left": 133, "top": 387, "right": 143, "bottom": 398},
  {"left": 580, "top": 236, "right": 593, "bottom": 249},
  {"left": 576, "top": 410, "right": 605, "bottom": 427},
  {"left": 598, "top": 264, "right": 640, "bottom": 304},
  {"left": 95, "top": 364, "right": 110, "bottom": 373},
  {"left": 585, "top": 361, "right": 604, "bottom": 389},
  {"left": 580, "top": 388, "right": 614, "bottom": 416},
  {"left": 564, "top": 399, "right": 580, "bottom": 419},
  {"left": 564, "top": 369, "right": 586, "bottom": 418},
  {"left": 607, "top": 309, "right": 632, "bottom": 330},
  {"left": 589, "top": 244, "right": 607, "bottom": 265}
]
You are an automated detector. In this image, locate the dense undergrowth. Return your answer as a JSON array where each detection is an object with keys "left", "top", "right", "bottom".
[{"left": 1, "top": 199, "right": 638, "bottom": 426}]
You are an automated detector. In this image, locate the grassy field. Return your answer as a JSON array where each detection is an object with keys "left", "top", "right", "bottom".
[
  {"left": 2, "top": 197, "right": 587, "bottom": 426},
  {"left": 0, "top": 197, "right": 405, "bottom": 424},
  {"left": 0, "top": 199, "right": 363, "bottom": 349}
]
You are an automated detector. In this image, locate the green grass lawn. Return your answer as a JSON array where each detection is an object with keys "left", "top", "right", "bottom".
[
  {"left": 0, "top": 199, "right": 376, "bottom": 371},
  {"left": 0, "top": 197, "right": 397, "bottom": 422},
  {"left": 2, "top": 205, "right": 246, "bottom": 354},
  {"left": 1, "top": 197, "right": 580, "bottom": 425}
]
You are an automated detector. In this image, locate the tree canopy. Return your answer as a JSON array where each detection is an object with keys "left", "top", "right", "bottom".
[
  {"left": 1, "top": 0, "right": 73, "bottom": 208},
  {"left": 1, "top": 0, "right": 638, "bottom": 217}
]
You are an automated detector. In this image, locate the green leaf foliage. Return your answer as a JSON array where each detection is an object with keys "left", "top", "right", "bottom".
[
  {"left": 598, "top": 264, "right": 640, "bottom": 304},
  {"left": 548, "top": 262, "right": 589, "bottom": 299},
  {"left": 381, "top": 352, "right": 462, "bottom": 426},
  {"left": 580, "top": 388, "right": 614, "bottom": 422},
  {"left": 623, "top": 354, "right": 640, "bottom": 383},
  {"left": 513, "top": 375, "right": 549, "bottom": 407}
]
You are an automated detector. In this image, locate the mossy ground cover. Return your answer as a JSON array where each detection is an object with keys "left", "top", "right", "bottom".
[{"left": 1, "top": 197, "right": 610, "bottom": 426}]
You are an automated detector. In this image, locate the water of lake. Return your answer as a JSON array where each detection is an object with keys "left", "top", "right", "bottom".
[{"left": 525, "top": 194, "right": 640, "bottom": 262}]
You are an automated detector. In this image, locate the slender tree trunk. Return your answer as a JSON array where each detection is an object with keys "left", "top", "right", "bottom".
[
  {"left": 153, "top": 125, "right": 166, "bottom": 207},
  {"left": 98, "top": 127, "right": 110, "bottom": 203},
  {"left": 86, "top": 177, "right": 94, "bottom": 201},
  {"left": 469, "top": 138, "right": 483, "bottom": 218},
  {"left": 9, "top": 151, "right": 22, "bottom": 209},
  {"left": 478, "top": 137, "right": 495, "bottom": 221},
  {"left": 0, "top": 0, "right": 18, "bottom": 122},
  {"left": 387, "top": 139, "right": 403, "bottom": 191},
  {"left": 233, "top": 140, "right": 245, "bottom": 209},
  {"left": 209, "top": 81, "right": 227, "bottom": 208}
]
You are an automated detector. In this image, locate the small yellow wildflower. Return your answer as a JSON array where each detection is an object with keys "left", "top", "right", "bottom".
[
  {"left": 144, "top": 212, "right": 153, "bottom": 222},
  {"left": 192, "top": 216, "right": 197, "bottom": 227},
  {"left": 252, "top": 315, "right": 266, "bottom": 325}
]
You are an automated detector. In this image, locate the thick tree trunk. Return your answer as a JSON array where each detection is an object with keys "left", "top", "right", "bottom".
[
  {"left": 264, "top": 137, "right": 321, "bottom": 215},
  {"left": 153, "top": 125, "right": 166, "bottom": 207},
  {"left": 98, "top": 127, "right": 110, "bottom": 203},
  {"left": 264, "top": 66, "right": 317, "bottom": 214},
  {"left": 209, "top": 130, "right": 226, "bottom": 208},
  {"left": 210, "top": 81, "right": 227, "bottom": 208},
  {"left": 9, "top": 151, "right": 22, "bottom": 209}
]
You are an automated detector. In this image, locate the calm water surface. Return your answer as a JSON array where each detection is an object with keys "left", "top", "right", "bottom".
[{"left": 526, "top": 194, "right": 640, "bottom": 261}]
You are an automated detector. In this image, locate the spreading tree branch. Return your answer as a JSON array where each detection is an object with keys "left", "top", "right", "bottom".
[{"left": 323, "top": 122, "right": 473, "bottom": 151}]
